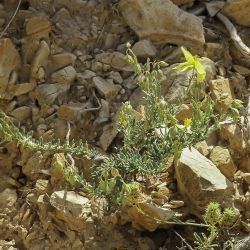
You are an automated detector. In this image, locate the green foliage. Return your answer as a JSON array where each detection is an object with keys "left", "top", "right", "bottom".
[
  {"left": 113, "top": 46, "right": 231, "bottom": 179},
  {"left": 204, "top": 202, "right": 222, "bottom": 226},
  {"left": 96, "top": 166, "right": 142, "bottom": 207},
  {"left": 194, "top": 202, "right": 239, "bottom": 250},
  {"left": 0, "top": 111, "right": 99, "bottom": 159},
  {"left": 52, "top": 153, "right": 93, "bottom": 192},
  {"left": 0, "top": 47, "right": 243, "bottom": 211},
  {"left": 175, "top": 47, "right": 206, "bottom": 83}
]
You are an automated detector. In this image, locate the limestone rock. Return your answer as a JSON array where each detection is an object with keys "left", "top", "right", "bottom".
[
  {"left": 34, "top": 84, "right": 61, "bottom": 107},
  {"left": 30, "top": 40, "right": 50, "bottom": 81},
  {"left": 0, "top": 38, "right": 21, "bottom": 96},
  {"left": 50, "top": 53, "right": 76, "bottom": 72},
  {"left": 51, "top": 66, "right": 77, "bottom": 85},
  {"left": 93, "top": 77, "right": 119, "bottom": 100},
  {"left": 99, "top": 123, "right": 118, "bottom": 151},
  {"left": 243, "top": 173, "right": 250, "bottom": 185},
  {"left": 49, "top": 191, "right": 91, "bottom": 230},
  {"left": 175, "top": 147, "right": 234, "bottom": 217},
  {"left": 209, "top": 146, "right": 237, "bottom": 179},
  {"left": 22, "top": 152, "right": 49, "bottom": 180},
  {"left": 0, "top": 188, "right": 17, "bottom": 207},
  {"left": 109, "top": 71, "right": 123, "bottom": 84},
  {"left": 240, "top": 156, "right": 250, "bottom": 172},
  {"left": 119, "top": 0, "right": 205, "bottom": 47},
  {"left": 95, "top": 99, "right": 110, "bottom": 124},
  {"left": 12, "top": 82, "right": 36, "bottom": 97},
  {"left": 96, "top": 52, "right": 133, "bottom": 71},
  {"left": 220, "top": 123, "right": 247, "bottom": 153},
  {"left": 132, "top": 40, "right": 157, "bottom": 58},
  {"left": 209, "top": 78, "right": 234, "bottom": 113},
  {"left": 10, "top": 106, "right": 32, "bottom": 122},
  {"left": 25, "top": 16, "right": 51, "bottom": 37},
  {"left": 57, "top": 103, "right": 84, "bottom": 121},
  {"left": 127, "top": 201, "right": 175, "bottom": 231},
  {"left": 206, "top": 43, "right": 223, "bottom": 62},
  {"left": 78, "top": 70, "right": 96, "bottom": 80},
  {"left": 35, "top": 179, "right": 49, "bottom": 194},
  {"left": 195, "top": 140, "right": 211, "bottom": 157},
  {"left": 223, "top": 0, "right": 250, "bottom": 27},
  {"left": 176, "top": 104, "right": 193, "bottom": 122},
  {"left": 233, "top": 65, "right": 250, "bottom": 77}
]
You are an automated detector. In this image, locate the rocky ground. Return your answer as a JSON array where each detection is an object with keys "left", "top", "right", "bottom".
[{"left": 0, "top": 0, "right": 249, "bottom": 249}]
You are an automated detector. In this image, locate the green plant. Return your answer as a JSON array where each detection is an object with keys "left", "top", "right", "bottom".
[
  {"left": 0, "top": 47, "right": 243, "bottom": 205},
  {"left": 194, "top": 202, "right": 239, "bottom": 250},
  {"left": 105, "top": 46, "right": 237, "bottom": 181}
]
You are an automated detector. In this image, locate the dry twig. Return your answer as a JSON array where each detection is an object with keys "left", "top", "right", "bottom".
[{"left": 0, "top": 0, "right": 22, "bottom": 39}]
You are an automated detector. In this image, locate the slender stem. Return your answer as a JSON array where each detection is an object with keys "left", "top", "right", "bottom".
[{"left": 0, "top": 0, "right": 22, "bottom": 38}]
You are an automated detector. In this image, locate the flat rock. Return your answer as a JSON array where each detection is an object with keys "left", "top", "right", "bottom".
[
  {"left": 119, "top": 0, "right": 205, "bottom": 47},
  {"left": 49, "top": 191, "right": 91, "bottom": 230},
  {"left": 10, "top": 106, "right": 32, "bottom": 122},
  {"left": 223, "top": 0, "right": 250, "bottom": 27},
  {"left": 209, "top": 146, "right": 237, "bottom": 179},
  {"left": 50, "top": 52, "right": 76, "bottom": 72},
  {"left": 0, "top": 38, "right": 21, "bottom": 96},
  {"left": 96, "top": 52, "right": 133, "bottom": 71},
  {"left": 50, "top": 191, "right": 89, "bottom": 216},
  {"left": 132, "top": 40, "right": 157, "bottom": 58},
  {"left": 30, "top": 40, "right": 50, "bottom": 81},
  {"left": 209, "top": 78, "right": 234, "bottom": 113},
  {"left": 25, "top": 16, "right": 51, "bottom": 36},
  {"left": 220, "top": 123, "right": 247, "bottom": 153},
  {"left": 51, "top": 66, "right": 77, "bottom": 85},
  {"left": 12, "top": 82, "right": 36, "bottom": 96},
  {"left": 175, "top": 147, "right": 234, "bottom": 217},
  {"left": 127, "top": 201, "right": 175, "bottom": 231},
  {"left": 93, "top": 76, "right": 119, "bottom": 100},
  {"left": 0, "top": 188, "right": 17, "bottom": 207},
  {"left": 34, "top": 84, "right": 61, "bottom": 106},
  {"left": 35, "top": 179, "right": 49, "bottom": 194},
  {"left": 99, "top": 123, "right": 118, "bottom": 151},
  {"left": 57, "top": 103, "right": 84, "bottom": 121}
]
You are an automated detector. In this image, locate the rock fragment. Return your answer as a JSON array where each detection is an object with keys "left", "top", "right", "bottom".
[
  {"left": 57, "top": 103, "right": 84, "bottom": 121},
  {"left": 12, "top": 82, "right": 36, "bottom": 96},
  {"left": 25, "top": 16, "right": 52, "bottom": 37},
  {"left": 93, "top": 76, "right": 119, "bottom": 100},
  {"left": 49, "top": 191, "right": 91, "bottom": 230},
  {"left": 50, "top": 52, "right": 76, "bottom": 72},
  {"left": 0, "top": 38, "right": 21, "bottom": 96},
  {"left": 30, "top": 40, "right": 50, "bottom": 81},
  {"left": 51, "top": 66, "right": 77, "bottom": 85},
  {"left": 127, "top": 201, "right": 174, "bottom": 231},
  {"left": 223, "top": 0, "right": 250, "bottom": 27},
  {"left": 209, "top": 146, "right": 237, "bottom": 179},
  {"left": 34, "top": 84, "right": 61, "bottom": 107},
  {"left": 35, "top": 179, "right": 49, "bottom": 194},
  {"left": 0, "top": 188, "right": 17, "bottom": 207},
  {"left": 220, "top": 123, "right": 247, "bottom": 153},
  {"left": 209, "top": 78, "right": 234, "bottom": 113},
  {"left": 119, "top": 0, "right": 205, "bottom": 47},
  {"left": 132, "top": 40, "right": 157, "bottom": 58},
  {"left": 10, "top": 106, "right": 32, "bottom": 122},
  {"left": 99, "top": 123, "right": 118, "bottom": 151},
  {"left": 175, "top": 147, "right": 234, "bottom": 217}
]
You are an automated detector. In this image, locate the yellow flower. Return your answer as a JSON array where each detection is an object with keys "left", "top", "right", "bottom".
[{"left": 184, "top": 118, "right": 192, "bottom": 128}]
